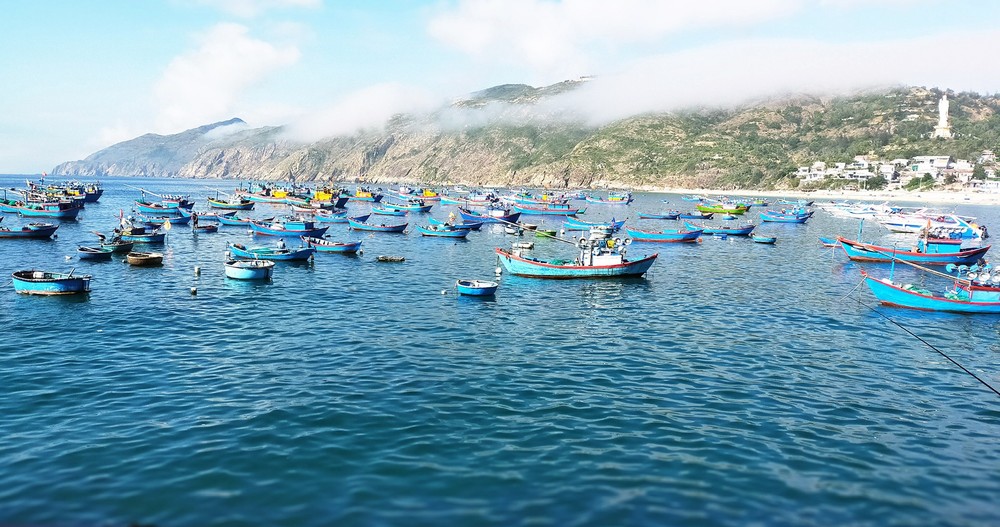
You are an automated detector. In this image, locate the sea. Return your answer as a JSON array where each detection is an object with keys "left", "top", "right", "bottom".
[{"left": 1, "top": 176, "right": 998, "bottom": 527}]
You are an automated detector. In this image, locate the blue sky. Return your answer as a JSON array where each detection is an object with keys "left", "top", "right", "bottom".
[{"left": 2, "top": 0, "right": 1000, "bottom": 173}]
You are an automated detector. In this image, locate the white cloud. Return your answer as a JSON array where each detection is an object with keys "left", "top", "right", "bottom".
[
  {"left": 283, "top": 83, "right": 441, "bottom": 141},
  {"left": 154, "top": 23, "right": 300, "bottom": 134},
  {"left": 191, "top": 0, "right": 321, "bottom": 18},
  {"left": 428, "top": 0, "right": 800, "bottom": 76}
]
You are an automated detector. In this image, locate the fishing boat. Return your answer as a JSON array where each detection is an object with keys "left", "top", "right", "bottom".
[
  {"left": 134, "top": 200, "right": 182, "bottom": 215},
  {"left": 126, "top": 252, "right": 164, "bottom": 266},
  {"left": 563, "top": 217, "right": 625, "bottom": 232},
  {"left": 100, "top": 238, "right": 134, "bottom": 253},
  {"left": 696, "top": 203, "right": 749, "bottom": 215},
  {"left": 683, "top": 221, "right": 755, "bottom": 236},
  {"left": 249, "top": 219, "right": 329, "bottom": 238},
  {"left": 678, "top": 211, "right": 713, "bottom": 220},
  {"left": 0, "top": 222, "right": 59, "bottom": 239},
  {"left": 11, "top": 270, "right": 92, "bottom": 295},
  {"left": 457, "top": 207, "right": 520, "bottom": 224},
  {"left": 228, "top": 243, "right": 316, "bottom": 261},
  {"left": 370, "top": 205, "right": 409, "bottom": 217},
  {"left": 192, "top": 224, "right": 219, "bottom": 233},
  {"left": 511, "top": 202, "right": 585, "bottom": 216},
  {"left": 379, "top": 199, "right": 433, "bottom": 213},
  {"left": 300, "top": 236, "right": 363, "bottom": 254},
  {"left": 216, "top": 213, "right": 263, "bottom": 226},
  {"left": 624, "top": 227, "right": 702, "bottom": 243},
  {"left": 837, "top": 236, "right": 990, "bottom": 266},
  {"left": 224, "top": 259, "right": 275, "bottom": 280},
  {"left": 0, "top": 199, "right": 83, "bottom": 219},
  {"left": 347, "top": 214, "right": 407, "bottom": 233},
  {"left": 752, "top": 235, "right": 777, "bottom": 244},
  {"left": 140, "top": 214, "right": 190, "bottom": 227},
  {"left": 535, "top": 229, "right": 558, "bottom": 238},
  {"left": 416, "top": 225, "right": 470, "bottom": 238},
  {"left": 207, "top": 196, "right": 255, "bottom": 210},
  {"left": 312, "top": 210, "right": 349, "bottom": 223},
  {"left": 346, "top": 188, "right": 384, "bottom": 202},
  {"left": 118, "top": 225, "right": 166, "bottom": 243},
  {"left": 78, "top": 246, "right": 114, "bottom": 260},
  {"left": 760, "top": 210, "right": 810, "bottom": 223},
  {"left": 638, "top": 211, "right": 680, "bottom": 220},
  {"left": 861, "top": 266, "right": 1000, "bottom": 313},
  {"left": 819, "top": 236, "right": 838, "bottom": 247},
  {"left": 455, "top": 279, "right": 499, "bottom": 296},
  {"left": 495, "top": 238, "right": 657, "bottom": 279},
  {"left": 428, "top": 217, "right": 482, "bottom": 230}
]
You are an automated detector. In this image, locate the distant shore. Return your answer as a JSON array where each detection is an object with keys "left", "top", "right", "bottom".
[{"left": 645, "top": 187, "right": 1000, "bottom": 206}]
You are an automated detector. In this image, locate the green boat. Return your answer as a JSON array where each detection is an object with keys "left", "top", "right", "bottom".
[
  {"left": 696, "top": 203, "right": 749, "bottom": 215},
  {"left": 535, "top": 229, "right": 558, "bottom": 238}
]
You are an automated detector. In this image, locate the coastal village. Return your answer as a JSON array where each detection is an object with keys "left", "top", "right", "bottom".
[{"left": 794, "top": 95, "right": 1000, "bottom": 192}]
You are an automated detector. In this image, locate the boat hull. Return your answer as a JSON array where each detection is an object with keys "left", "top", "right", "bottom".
[
  {"left": 301, "top": 236, "right": 362, "bottom": 253},
  {"left": 838, "top": 237, "right": 990, "bottom": 265},
  {"left": 495, "top": 248, "right": 657, "bottom": 278},
  {"left": 224, "top": 259, "right": 275, "bottom": 280},
  {"left": 12, "top": 270, "right": 91, "bottom": 295},
  {"left": 863, "top": 273, "right": 1000, "bottom": 313},
  {"left": 624, "top": 228, "right": 702, "bottom": 243},
  {"left": 456, "top": 279, "right": 499, "bottom": 295},
  {"left": 228, "top": 244, "right": 316, "bottom": 261}
]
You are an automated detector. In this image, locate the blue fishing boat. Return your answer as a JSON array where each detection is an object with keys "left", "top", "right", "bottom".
[
  {"left": 416, "top": 225, "right": 470, "bottom": 238},
  {"left": 224, "top": 259, "right": 275, "bottom": 280},
  {"left": 752, "top": 235, "right": 777, "bottom": 244},
  {"left": 370, "top": 205, "right": 409, "bottom": 217},
  {"left": 249, "top": 219, "right": 329, "bottom": 238},
  {"left": 12, "top": 269, "right": 91, "bottom": 295},
  {"left": 216, "top": 213, "right": 264, "bottom": 226},
  {"left": 228, "top": 243, "right": 316, "bottom": 261},
  {"left": 678, "top": 211, "right": 713, "bottom": 220},
  {"left": 140, "top": 214, "right": 190, "bottom": 227},
  {"left": 683, "top": 221, "right": 755, "bottom": 236},
  {"left": 455, "top": 279, "right": 499, "bottom": 296},
  {"left": 624, "top": 227, "right": 702, "bottom": 243},
  {"left": 428, "top": 217, "right": 483, "bottom": 230},
  {"left": 457, "top": 207, "right": 520, "bottom": 224},
  {"left": 0, "top": 222, "right": 59, "bottom": 239},
  {"left": 0, "top": 199, "right": 82, "bottom": 219},
  {"left": 379, "top": 199, "right": 433, "bottom": 213},
  {"left": 118, "top": 225, "right": 166, "bottom": 243},
  {"left": 100, "top": 238, "right": 133, "bottom": 253},
  {"left": 208, "top": 197, "right": 255, "bottom": 210},
  {"left": 837, "top": 236, "right": 990, "bottom": 265},
  {"left": 638, "top": 211, "right": 680, "bottom": 220},
  {"left": 495, "top": 239, "right": 657, "bottom": 279},
  {"left": 347, "top": 214, "right": 407, "bottom": 233},
  {"left": 135, "top": 200, "right": 182, "bottom": 215},
  {"left": 192, "top": 224, "right": 219, "bottom": 233},
  {"left": 818, "top": 236, "right": 838, "bottom": 247},
  {"left": 312, "top": 210, "right": 349, "bottom": 223},
  {"left": 861, "top": 268, "right": 1000, "bottom": 313},
  {"left": 78, "top": 246, "right": 114, "bottom": 260},
  {"left": 760, "top": 209, "right": 811, "bottom": 223},
  {"left": 300, "top": 236, "right": 362, "bottom": 254},
  {"left": 563, "top": 217, "right": 625, "bottom": 232},
  {"left": 511, "top": 202, "right": 585, "bottom": 216}
]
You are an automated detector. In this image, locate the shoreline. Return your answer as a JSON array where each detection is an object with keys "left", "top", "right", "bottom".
[{"left": 645, "top": 187, "right": 1000, "bottom": 206}]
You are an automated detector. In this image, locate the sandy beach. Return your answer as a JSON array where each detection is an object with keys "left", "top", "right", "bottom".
[{"left": 645, "top": 187, "right": 1000, "bottom": 206}]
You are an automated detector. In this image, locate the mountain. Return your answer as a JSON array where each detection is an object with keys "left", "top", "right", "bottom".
[{"left": 52, "top": 84, "right": 1000, "bottom": 189}]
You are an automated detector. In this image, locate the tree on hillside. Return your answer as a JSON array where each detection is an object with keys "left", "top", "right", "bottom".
[
  {"left": 864, "top": 175, "right": 887, "bottom": 190},
  {"left": 944, "top": 173, "right": 957, "bottom": 185},
  {"left": 973, "top": 164, "right": 987, "bottom": 180}
]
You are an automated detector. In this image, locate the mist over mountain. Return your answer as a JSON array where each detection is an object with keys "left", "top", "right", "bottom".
[{"left": 51, "top": 82, "right": 1000, "bottom": 190}]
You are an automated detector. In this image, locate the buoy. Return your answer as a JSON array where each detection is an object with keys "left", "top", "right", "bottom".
[
  {"left": 495, "top": 266, "right": 502, "bottom": 275},
  {"left": 441, "top": 290, "right": 448, "bottom": 295},
  {"left": 194, "top": 266, "right": 201, "bottom": 276},
  {"left": 190, "top": 287, "right": 197, "bottom": 295}
]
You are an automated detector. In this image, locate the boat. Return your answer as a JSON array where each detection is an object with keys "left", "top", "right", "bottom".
[
  {"left": 78, "top": 246, "right": 114, "bottom": 260},
  {"left": 140, "top": 214, "right": 190, "bottom": 227},
  {"left": 457, "top": 207, "right": 520, "bottom": 224},
  {"left": 752, "top": 235, "right": 777, "bottom": 244},
  {"left": 346, "top": 188, "right": 384, "bottom": 202},
  {"left": 379, "top": 199, "right": 433, "bottom": 213},
  {"left": 495, "top": 238, "right": 657, "bottom": 279},
  {"left": 511, "top": 202, "right": 585, "bottom": 216},
  {"left": 455, "top": 279, "right": 499, "bottom": 296},
  {"left": 249, "top": 219, "right": 329, "bottom": 238},
  {"left": 134, "top": 200, "right": 181, "bottom": 215},
  {"left": 819, "top": 236, "right": 838, "bottom": 247},
  {"left": 224, "top": 259, "right": 275, "bottom": 280},
  {"left": 637, "top": 211, "right": 680, "bottom": 220},
  {"left": 207, "top": 197, "right": 255, "bottom": 210},
  {"left": 376, "top": 255, "right": 405, "bottom": 262},
  {"left": 683, "top": 221, "right": 755, "bottom": 236},
  {"left": 118, "top": 225, "right": 166, "bottom": 243},
  {"left": 861, "top": 266, "right": 1000, "bottom": 313},
  {"left": 126, "top": 252, "right": 164, "bottom": 266},
  {"left": 0, "top": 199, "right": 83, "bottom": 219},
  {"left": 563, "top": 217, "right": 625, "bottom": 232},
  {"left": 696, "top": 203, "right": 749, "bottom": 215},
  {"left": 216, "top": 213, "right": 261, "bottom": 226},
  {"left": 678, "top": 211, "right": 713, "bottom": 220},
  {"left": 760, "top": 210, "right": 811, "bottom": 223},
  {"left": 416, "top": 225, "right": 470, "bottom": 238},
  {"left": 0, "top": 222, "right": 59, "bottom": 239},
  {"left": 584, "top": 192, "right": 633, "bottom": 205},
  {"left": 100, "top": 238, "right": 134, "bottom": 253},
  {"left": 301, "top": 236, "right": 363, "bottom": 254},
  {"left": 347, "top": 214, "right": 407, "bottom": 233},
  {"left": 11, "top": 270, "right": 92, "bottom": 295},
  {"left": 312, "top": 210, "right": 349, "bottom": 223},
  {"left": 837, "top": 236, "right": 990, "bottom": 266},
  {"left": 623, "top": 227, "right": 702, "bottom": 243},
  {"left": 192, "top": 224, "right": 219, "bottom": 233},
  {"left": 228, "top": 243, "right": 316, "bottom": 261},
  {"left": 428, "top": 217, "right": 482, "bottom": 230},
  {"left": 370, "top": 205, "right": 409, "bottom": 217},
  {"left": 535, "top": 229, "right": 558, "bottom": 238}
]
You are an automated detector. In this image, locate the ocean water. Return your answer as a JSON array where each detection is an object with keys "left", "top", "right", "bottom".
[{"left": 1, "top": 176, "right": 998, "bottom": 527}]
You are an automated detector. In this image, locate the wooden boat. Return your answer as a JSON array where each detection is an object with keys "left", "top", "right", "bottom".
[
  {"left": 819, "top": 236, "right": 838, "bottom": 247},
  {"left": 760, "top": 209, "right": 811, "bottom": 223},
  {"left": 458, "top": 207, "right": 520, "bottom": 224},
  {"left": 224, "top": 259, "right": 275, "bottom": 280},
  {"left": 379, "top": 199, "right": 433, "bottom": 213},
  {"left": 428, "top": 217, "right": 482, "bottom": 230},
  {"left": 0, "top": 199, "right": 82, "bottom": 219},
  {"left": 624, "top": 227, "right": 702, "bottom": 243},
  {"left": 861, "top": 268, "right": 1000, "bottom": 313},
  {"left": 347, "top": 214, "right": 407, "bottom": 233},
  {"left": 678, "top": 211, "right": 713, "bottom": 220},
  {"left": 192, "top": 224, "right": 219, "bottom": 233},
  {"left": 696, "top": 203, "right": 749, "bottom": 215},
  {"left": 300, "top": 236, "right": 362, "bottom": 254},
  {"left": 455, "top": 279, "right": 499, "bottom": 296},
  {"left": 12, "top": 270, "right": 91, "bottom": 295},
  {"left": 585, "top": 194, "right": 633, "bottom": 205},
  {"left": 416, "top": 225, "right": 470, "bottom": 238},
  {"left": 118, "top": 225, "right": 166, "bottom": 243},
  {"left": 135, "top": 200, "right": 181, "bottom": 215},
  {"left": 140, "top": 214, "right": 190, "bottom": 226},
  {"left": 683, "top": 221, "right": 755, "bottom": 236},
  {"left": 126, "top": 252, "right": 164, "bottom": 266},
  {"left": 752, "top": 235, "right": 777, "bottom": 244},
  {"left": 249, "top": 219, "right": 329, "bottom": 238},
  {"left": 376, "top": 255, "right": 405, "bottom": 262},
  {"left": 0, "top": 222, "right": 59, "bottom": 239},
  {"left": 637, "top": 211, "right": 680, "bottom": 220},
  {"left": 535, "top": 229, "right": 558, "bottom": 238},
  {"left": 228, "top": 243, "right": 315, "bottom": 261},
  {"left": 346, "top": 189, "right": 384, "bottom": 202},
  {"left": 312, "top": 210, "right": 349, "bottom": 223},
  {"left": 100, "top": 239, "right": 134, "bottom": 253},
  {"left": 511, "top": 202, "right": 585, "bottom": 216},
  {"left": 370, "top": 205, "right": 409, "bottom": 217},
  {"left": 216, "top": 213, "right": 261, "bottom": 226},
  {"left": 837, "top": 236, "right": 990, "bottom": 265},
  {"left": 207, "top": 197, "right": 255, "bottom": 210},
  {"left": 495, "top": 240, "right": 657, "bottom": 279},
  {"left": 78, "top": 246, "right": 114, "bottom": 260}
]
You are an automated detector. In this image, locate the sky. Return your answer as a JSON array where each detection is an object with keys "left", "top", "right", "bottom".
[{"left": 2, "top": 0, "right": 1000, "bottom": 173}]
